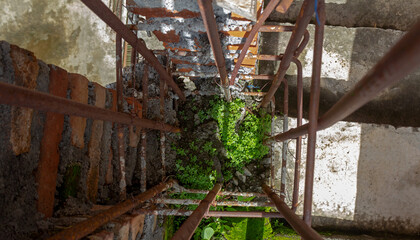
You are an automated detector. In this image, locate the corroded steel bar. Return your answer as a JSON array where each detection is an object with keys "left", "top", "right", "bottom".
[
  {"left": 262, "top": 184, "right": 323, "bottom": 240},
  {"left": 197, "top": 0, "right": 231, "bottom": 101},
  {"left": 260, "top": 0, "right": 315, "bottom": 107},
  {"left": 48, "top": 179, "right": 176, "bottom": 240},
  {"left": 0, "top": 82, "right": 181, "bottom": 133},
  {"left": 304, "top": 0, "right": 325, "bottom": 226},
  {"left": 171, "top": 186, "right": 267, "bottom": 197},
  {"left": 116, "top": 34, "right": 127, "bottom": 199},
  {"left": 154, "top": 198, "right": 275, "bottom": 207},
  {"left": 140, "top": 64, "right": 149, "bottom": 192},
  {"left": 134, "top": 209, "right": 284, "bottom": 218},
  {"left": 265, "top": 11, "right": 420, "bottom": 145},
  {"left": 276, "top": 0, "right": 294, "bottom": 13},
  {"left": 280, "top": 78, "right": 289, "bottom": 201},
  {"left": 80, "top": 0, "right": 186, "bottom": 101},
  {"left": 292, "top": 58, "right": 303, "bottom": 212},
  {"left": 172, "top": 183, "right": 222, "bottom": 240},
  {"left": 230, "top": 0, "right": 281, "bottom": 85}
]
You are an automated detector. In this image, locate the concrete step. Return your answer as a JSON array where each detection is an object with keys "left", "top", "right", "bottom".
[{"left": 267, "top": 0, "right": 420, "bottom": 31}]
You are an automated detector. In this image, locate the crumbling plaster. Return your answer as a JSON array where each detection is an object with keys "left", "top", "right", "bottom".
[{"left": 0, "top": 0, "right": 116, "bottom": 85}]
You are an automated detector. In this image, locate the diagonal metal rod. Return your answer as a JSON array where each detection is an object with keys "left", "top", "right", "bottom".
[
  {"left": 262, "top": 184, "right": 323, "bottom": 240},
  {"left": 48, "top": 179, "right": 176, "bottom": 240},
  {"left": 197, "top": 0, "right": 231, "bottom": 101},
  {"left": 303, "top": 0, "right": 325, "bottom": 227},
  {"left": 80, "top": 0, "right": 186, "bottom": 101},
  {"left": 134, "top": 208, "right": 283, "bottom": 218},
  {"left": 171, "top": 183, "right": 222, "bottom": 240},
  {"left": 265, "top": 18, "right": 420, "bottom": 144},
  {"left": 0, "top": 81, "right": 181, "bottom": 133},
  {"left": 260, "top": 0, "right": 315, "bottom": 107},
  {"left": 292, "top": 58, "right": 303, "bottom": 212},
  {"left": 229, "top": 0, "right": 282, "bottom": 85}
]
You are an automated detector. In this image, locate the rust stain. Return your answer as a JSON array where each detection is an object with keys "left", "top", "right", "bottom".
[{"left": 9, "top": 44, "right": 39, "bottom": 155}]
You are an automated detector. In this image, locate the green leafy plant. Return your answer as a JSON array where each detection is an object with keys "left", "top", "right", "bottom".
[{"left": 209, "top": 98, "right": 271, "bottom": 169}]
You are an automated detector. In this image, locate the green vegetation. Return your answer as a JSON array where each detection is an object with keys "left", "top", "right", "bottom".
[
  {"left": 173, "top": 96, "right": 271, "bottom": 190},
  {"left": 164, "top": 203, "right": 300, "bottom": 240},
  {"left": 59, "top": 164, "right": 81, "bottom": 199},
  {"left": 209, "top": 98, "right": 271, "bottom": 169}
]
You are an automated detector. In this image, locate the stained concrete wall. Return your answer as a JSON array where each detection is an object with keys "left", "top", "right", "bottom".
[
  {"left": 273, "top": 119, "right": 420, "bottom": 235},
  {"left": 0, "top": 0, "right": 116, "bottom": 85}
]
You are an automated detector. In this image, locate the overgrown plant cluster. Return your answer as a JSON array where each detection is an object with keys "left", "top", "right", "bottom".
[{"left": 172, "top": 96, "right": 271, "bottom": 190}]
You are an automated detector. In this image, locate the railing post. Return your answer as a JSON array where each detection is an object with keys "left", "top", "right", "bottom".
[
  {"left": 303, "top": 0, "right": 325, "bottom": 226},
  {"left": 262, "top": 184, "right": 323, "bottom": 240},
  {"left": 171, "top": 183, "right": 222, "bottom": 240}
]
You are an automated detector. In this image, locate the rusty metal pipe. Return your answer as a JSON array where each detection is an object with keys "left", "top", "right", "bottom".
[
  {"left": 197, "top": 0, "right": 231, "bottom": 101},
  {"left": 171, "top": 186, "right": 267, "bottom": 197},
  {"left": 292, "top": 58, "right": 303, "bottom": 212},
  {"left": 303, "top": 0, "right": 325, "bottom": 227},
  {"left": 134, "top": 209, "right": 283, "bottom": 218},
  {"left": 154, "top": 198, "right": 275, "bottom": 208},
  {"left": 48, "top": 179, "right": 176, "bottom": 240},
  {"left": 171, "top": 183, "right": 222, "bottom": 240},
  {"left": 262, "top": 184, "right": 323, "bottom": 240},
  {"left": 260, "top": 0, "right": 315, "bottom": 107},
  {"left": 230, "top": 0, "right": 282, "bottom": 84},
  {"left": 80, "top": 0, "right": 186, "bottom": 101},
  {"left": 0, "top": 82, "right": 181, "bottom": 133},
  {"left": 265, "top": 14, "right": 420, "bottom": 144}
]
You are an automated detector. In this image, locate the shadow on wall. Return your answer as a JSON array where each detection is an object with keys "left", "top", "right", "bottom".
[{"left": 354, "top": 124, "right": 420, "bottom": 235}]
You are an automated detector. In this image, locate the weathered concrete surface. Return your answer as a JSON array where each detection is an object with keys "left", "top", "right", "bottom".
[
  {"left": 9, "top": 45, "right": 39, "bottom": 155},
  {"left": 260, "top": 24, "right": 420, "bottom": 127},
  {"left": 266, "top": 0, "right": 420, "bottom": 31},
  {"left": 272, "top": 118, "right": 420, "bottom": 235},
  {"left": 0, "top": 0, "right": 116, "bottom": 85},
  {"left": 0, "top": 41, "right": 49, "bottom": 239}
]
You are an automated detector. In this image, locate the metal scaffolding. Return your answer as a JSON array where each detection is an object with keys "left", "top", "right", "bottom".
[{"left": 0, "top": 0, "right": 419, "bottom": 239}]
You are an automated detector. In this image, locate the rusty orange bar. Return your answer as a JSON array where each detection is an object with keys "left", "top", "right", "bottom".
[
  {"left": 197, "top": 0, "right": 231, "bottom": 101},
  {"left": 80, "top": 0, "right": 186, "bottom": 101},
  {"left": 230, "top": 0, "right": 282, "bottom": 85},
  {"left": 0, "top": 82, "right": 181, "bottom": 133},
  {"left": 48, "top": 179, "right": 176, "bottom": 240},
  {"left": 260, "top": 0, "right": 315, "bottom": 107},
  {"left": 262, "top": 184, "right": 323, "bottom": 240},
  {"left": 171, "top": 183, "right": 222, "bottom": 240}
]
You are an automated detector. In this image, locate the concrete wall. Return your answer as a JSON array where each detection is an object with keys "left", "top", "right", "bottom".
[
  {"left": 0, "top": 0, "right": 116, "bottom": 85},
  {"left": 273, "top": 119, "right": 420, "bottom": 235}
]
